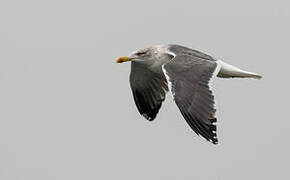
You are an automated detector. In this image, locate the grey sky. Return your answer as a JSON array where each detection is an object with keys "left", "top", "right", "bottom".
[{"left": 0, "top": 0, "right": 290, "bottom": 179}]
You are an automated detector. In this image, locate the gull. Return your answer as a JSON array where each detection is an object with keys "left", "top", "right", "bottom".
[{"left": 116, "top": 44, "right": 262, "bottom": 144}]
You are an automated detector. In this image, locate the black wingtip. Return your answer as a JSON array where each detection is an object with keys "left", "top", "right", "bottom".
[
  {"left": 211, "top": 138, "right": 218, "bottom": 145},
  {"left": 141, "top": 113, "right": 156, "bottom": 121},
  {"left": 211, "top": 118, "right": 217, "bottom": 123},
  {"left": 209, "top": 118, "right": 218, "bottom": 144}
]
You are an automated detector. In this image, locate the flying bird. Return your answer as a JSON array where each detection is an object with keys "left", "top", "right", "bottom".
[{"left": 116, "top": 44, "right": 262, "bottom": 144}]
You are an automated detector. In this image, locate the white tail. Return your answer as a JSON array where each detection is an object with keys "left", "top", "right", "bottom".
[{"left": 217, "top": 60, "right": 262, "bottom": 79}]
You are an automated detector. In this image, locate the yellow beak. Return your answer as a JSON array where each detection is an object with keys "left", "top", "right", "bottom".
[{"left": 116, "top": 56, "right": 133, "bottom": 63}]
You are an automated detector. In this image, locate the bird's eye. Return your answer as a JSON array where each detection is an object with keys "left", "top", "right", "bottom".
[
  {"left": 168, "top": 54, "right": 174, "bottom": 59},
  {"left": 136, "top": 51, "right": 147, "bottom": 56}
]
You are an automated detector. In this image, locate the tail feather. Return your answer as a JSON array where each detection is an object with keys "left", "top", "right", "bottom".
[
  {"left": 217, "top": 60, "right": 262, "bottom": 79},
  {"left": 243, "top": 72, "right": 262, "bottom": 79}
]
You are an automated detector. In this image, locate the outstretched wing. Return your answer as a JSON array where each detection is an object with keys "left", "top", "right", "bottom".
[
  {"left": 162, "top": 54, "right": 220, "bottom": 144},
  {"left": 130, "top": 62, "right": 168, "bottom": 121}
]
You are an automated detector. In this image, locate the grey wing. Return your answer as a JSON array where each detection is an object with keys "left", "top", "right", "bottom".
[
  {"left": 130, "top": 62, "right": 168, "bottom": 121},
  {"left": 162, "top": 54, "right": 219, "bottom": 144},
  {"left": 168, "top": 44, "right": 215, "bottom": 61}
]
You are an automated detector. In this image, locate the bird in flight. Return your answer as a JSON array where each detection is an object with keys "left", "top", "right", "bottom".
[{"left": 116, "top": 44, "right": 262, "bottom": 144}]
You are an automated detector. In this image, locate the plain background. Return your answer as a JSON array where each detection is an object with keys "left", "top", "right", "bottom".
[{"left": 1, "top": 0, "right": 290, "bottom": 179}]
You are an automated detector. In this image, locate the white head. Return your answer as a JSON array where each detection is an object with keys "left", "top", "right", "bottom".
[{"left": 116, "top": 45, "right": 174, "bottom": 64}]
